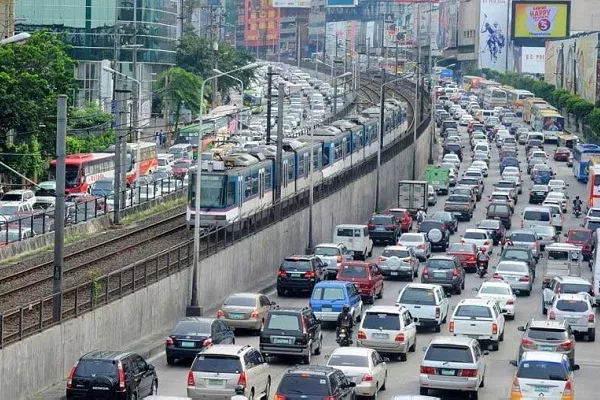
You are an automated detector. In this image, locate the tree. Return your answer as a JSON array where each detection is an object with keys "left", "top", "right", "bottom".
[
  {"left": 155, "top": 67, "right": 204, "bottom": 133},
  {"left": 588, "top": 108, "right": 600, "bottom": 138}
]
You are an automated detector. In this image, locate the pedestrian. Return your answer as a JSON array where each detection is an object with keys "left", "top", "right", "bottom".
[
  {"left": 155, "top": 131, "right": 160, "bottom": 147},
  {"left": 160, "top": 130, "right": 166, "bottom": 148}
]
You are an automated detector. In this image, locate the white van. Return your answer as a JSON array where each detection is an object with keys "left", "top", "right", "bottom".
[
  {"left": 169, "top": 143, "right": 192, "bottom": 160},
  {"left": 475, "top": 109, "right": 494, "bottom": 122},
  {"left": 526, "top": 132, "right": 545, "bottom": 142},
  {"left": 333, "top": 224, "right": 374, "bottom": 261},
  {"left": 521, "top": 206, "right": 552, "bottom": 229}
]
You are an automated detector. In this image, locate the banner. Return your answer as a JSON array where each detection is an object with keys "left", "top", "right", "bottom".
[
  {"left": 511, "top": 1, "right": 570, "bottom": 46},
  {"left": 478, "top": 0, "right": 509, "bottom": 71},
  {"left": 272, "top": 0, "right": 310, "bottom": 7},
  {"left": 326, "top": 0, "right": 357, "bottom": 7},
  {"left": 437, "top": 0, "right": 457, "bottom": 50},
  {"left": 520, "top": 47, "right": 546, "bottom": 74}
]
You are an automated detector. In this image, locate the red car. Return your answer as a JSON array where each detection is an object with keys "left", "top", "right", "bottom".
[
  {"left": 171, "top": 158, "right": 193, "bottom": 180},
  {"left": 554, "top": 147, "right": 570, "bottom": 161},
  {"left": 565, "top": 228, "right": 595, "bottom": 261},
  {"left": 337, "top": 262, "right": 384, "bottom": 304},
  {"left": 388, "top": 207, "right": 413, "bottom": 232},
  {"left": 446, "top": 242, "right": 478, "bottom": 272}
]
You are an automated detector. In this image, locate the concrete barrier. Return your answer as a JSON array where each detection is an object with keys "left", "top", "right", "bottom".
[{"left": 0, "top": 124, "right": 431, "bottom": 399}]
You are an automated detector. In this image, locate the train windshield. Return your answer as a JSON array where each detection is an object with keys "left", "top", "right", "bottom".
[{"left": 189, "top": 174, "right": 227, "bottom": 209}]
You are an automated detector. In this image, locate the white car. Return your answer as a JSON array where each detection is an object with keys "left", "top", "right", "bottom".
[
  {"left": 470, "top": 161, "right": 488, "bottom": 176},
  {"left": 461, "top": 229, "right": 493, "bottom": 253},
  {"left": 459, "top": 114, "right": 473, "bottom": 126},
  {"left": 442, "top": 154, "right": 461, "bottom": 169},
  {"left": 449, "top": 298, "right": 506, "bottom": 351},
  {"left": 586, "top": 207, "right": 600, "bottom": 219},
  {"left": 397, "top": 233, "right": 431, "bottom": 261},
  {"left": 396, "top": 283, "right": 450, "bottom": 333},
  {"left": 510, "top": 352, "right": 579, "bottom": 399},
  {"left": 548, "top": 293, "right": 596, "bottom": 340},
  {"left": 475, "top": 280, "right": 517, "bottom": 319},
  {"left": 326, "top": 347, "right": 388, "bottom": 398},
  {"left": 545, "top": 191, "right": 568, "bottom": 213}
]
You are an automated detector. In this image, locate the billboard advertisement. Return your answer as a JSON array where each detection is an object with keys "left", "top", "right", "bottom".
[
  {"left": 478, "top": 0, "right": 509, "bottom": 71},
  {"left": 437, "top": 0, "right": 457, "bottom": 50},
  {"left": 544, "top": 32, "right": 600, "bottom": 104},
  {"left": 511, "top": 1, "right": 570, "bottom": 46},
  {"left": 520, "top": 47, "right": 546, "bottom": 74},
  {"left": 326, "top": 0, "right": 357, "bottom": 7},
  {"left": 325, "top": 21, "right": 347, "bottom": 59},
  {"left": 272, "top": 0, "right": 310, "bottom": 7}
]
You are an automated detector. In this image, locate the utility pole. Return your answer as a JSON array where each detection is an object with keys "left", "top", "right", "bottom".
[
  {"left": 427, "top": 2, "right": 434, "bottom": 165},
  {"left": 52, "top": 95, "right": 67, "bottom": 323},
  {"left": 114, "top": 87, "right": 130, "bottom": 220},
  {"left": 572, "top": 42, "right": 577, "bottom": 95},
  {"left": 275, "top": 82, "right": 284, "bottom": 201},
  {"left": 296, "top": 18, "right": 301, "bottom": 68},
  {"left": 376, "top": 75, "right": 385, "bottom": 213},
  {"left": 266, "top": 66, "right": 275, "bottom": 144}
]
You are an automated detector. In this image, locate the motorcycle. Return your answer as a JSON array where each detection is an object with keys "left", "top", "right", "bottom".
[
  {"left": 477, "top": 259, "right": 488, "bottom": 278},
  {"left": 573, "top": 205, "right": 582, "bottom": 218},
  {"left": 336, "top": 327, "right": 352, "bottom": 347}
]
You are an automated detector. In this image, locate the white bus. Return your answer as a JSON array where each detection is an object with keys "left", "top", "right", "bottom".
[
  {"left": 506, "top": 88, "right": 535, "bottom": 116},
  {"left": 482, "top": 87, "right": 508, "bottom": 109}
]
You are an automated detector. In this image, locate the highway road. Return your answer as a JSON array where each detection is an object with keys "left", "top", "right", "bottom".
[{"left": 146, "top": 120, "right": 600, "bottom": 400}]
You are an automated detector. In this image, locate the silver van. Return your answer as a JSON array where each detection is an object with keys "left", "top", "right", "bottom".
[{"left": 521, "top": 206, "right": 552, "bottom": 229}]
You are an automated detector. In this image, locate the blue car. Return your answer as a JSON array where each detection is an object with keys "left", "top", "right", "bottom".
[
  {"left": 500, "top": 157, "right": 519, "bottom": 173},
  {"left": 309, "top": 281, "right": 363, "bottom": 323}
]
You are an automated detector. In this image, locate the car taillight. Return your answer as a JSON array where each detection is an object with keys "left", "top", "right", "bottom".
[
  {"left": 520, "top": 337, "right": 535, "bottom": 348},
  {"left": 187, "top": 370, "right": 195, "bottom": 387},
  {"left": 549, "top": 311, "right": 556, "bottom": 320},
  {"left": 362, "top": 373, "right": 374, "bottom": 382},
  {"left": 449, "top": 321, "right": 454, "bottom": 332},
  {"left": 368, "top": 223, "right": 376, "bottom": 230},
  {"left": 379, "top": 256, "right": 385, "bottom": 262},
  {"left": 435, "top": 307, "right": 441, "bottom": 319},
  {"left": 395, "top": 333, "right": 405, "bottom": 342},
  {"left": 358, "top": 330, "right": 367, "bottom": 340},
  {"left": 493, "top": 273, "right": 503, "bottom": 280},
  {"left": 166, "top": 336, "right": 174, "bottom": 345},
  {"left": 558, "top": 340, "right": 575, "bottom": 351},
  {"left": 511, "top": 376, "right": 521, "bottom": 395},
  {"left": 420, "top": 366, "right": 436, "bottom": 374},
  {"left": 492, "top": 323, "right": 498, "bottom": 334},
  {"left": 237, "top": 371, "right": 247, "bottom": 388},
  {"left": 274, "top": 395, "right": 287, "bottom": 400},
  {"left": 66, "top": 362, "right": 78, "bottom": 389},
  {"left": 250, "top": 310, "right": 260, "bottom": 318},
  {"left": 519, "top": 276, "right": 530, "bottom": 282},
  {"left": 301, "top": 317, "right": 308, "bottom": 334},
  {"left": 117, "top": 360, "right": 126, "bottom": 391},
  {"left": 589, "top": 313, "right": 595, "bottom": 323},
  {"left": 385, "top": 224, "right": 395, "bottom": 231},
  {"left": 278, "top": 269, "right": 287, "bottom": 277},
  {"left": 422, "top": 268, "right": 429, "bottom": 276},
  {"left": 337, "top": 255, "right": 342, "bottom": 263},
  {"left": 305, "top": 271, "right": 316, "bottom": 278},
  {"left": 453, "top": 268, "right": 459, "bottom": 277},
  {"left": 460, "top": 369, "right": 478, "bottom": 377},
  {"left": 563, "top": 380, "right": 573, "bottom": 397},
  {"left": 216, "top": 309, "right": 224, "bottom": 318},
  {"left": 203, "top": 338, "right": 213, "bottom": 347}
]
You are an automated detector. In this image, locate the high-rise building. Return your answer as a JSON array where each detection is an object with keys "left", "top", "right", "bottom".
[
  {"left": 0, "top": 0, "right": 14, "bottom": 39},
  {"left": 14, "top": 0, "right": 181, "bottom": 126}
]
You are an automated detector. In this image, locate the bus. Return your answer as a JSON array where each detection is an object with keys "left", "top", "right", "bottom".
[
  {"left": 587, "top": 164, "right": 600, "bottom": 208},
  {"left": 532, "top": 110, "right": 564, "bottom": 143},
  {"left": 522, "top": 97, "right": 548, "bottom": 123},
  {"left": 506, "top": 89, "right": 534, "bottom": 116},
  {"left": 482, "top": 87, "right": 508, "bottom": 109},
  {"left": 243, "top": 88, "right": 264, "bottom": 114},
  {"left": 462, "top": 75, "right": 484, "bottom": 91},
  {"left": 175, "top": 115, "right": 230, "bottom": 147},
  {"left": 572, "top": 144, "right": 600, "bottom": 182}
]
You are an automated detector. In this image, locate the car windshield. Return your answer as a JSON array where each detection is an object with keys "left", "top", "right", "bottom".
[
  {"left": 400, "top": 234, "right": 423, "bottom": 243},
  {"left": 282, "top": 260, "right": 312, "bottom": 271},
  {"left": 362, "top": 312, "right": 401, "bottom": 330},
  {"left": 340, "top": 265, "right": 367, "bottom": 278},
  {"left": 555, "top": 300, "right": 588, "bottom": 312},
  {"left": 266, "top": 314, "right": 300, "bottom": 330},
  {"left": 425, "top": 345, "right": 473, "bottom": 363},
  {"left": 448, "top": 243, "right": 475, "bottom": 253},
  {"left": 561, "top": 283, "right": 592, "bottom": 294},
  {"left": 464, "top": 232, "right": 486, "bottom": 240},
  {"left": 517, "top": 361, "right": 568, "bottom": 381},
  {"left": 511, "top": 233, "right": 535, "bottom": 242},
  {"left": 502, "top": 249, "right": 529, "bottom": 260},
  {"left": 173, "top": 161, "right": 190, "bottom": 169},
  {"left": 430, "top": 212, "right": 451, "bottom": 221},
  {"left": 399, "top": 288, "right": 436, "bottom": 305},
  {"left": 314, "top": 247, "right": 340, "bottom": 256},
  {"left": 568, "top": 231, "right": 591, "bottom": 241},
  {"left": 381, "top": 249, "right": 410, "bottom": 258},
  {"left": 419, "top": 221, "right": 441, "bottom": 231},
  {"left": 278, "top": 375, "right": 330, "bottom": 396},
  {"left": 312, "top": 287, "right": 346, "bottom": 301},
  {"left": 173, "top": 320, "right": 211, "bottom": 336},
  {"left": 588, "top": 209, "right": 600, "bottom": 218},
  {"left": 532, "top": 185, "right": 548, "bottom": 192},
  {"left": 534, "top": 226, "right": 554, "bottom": 235},
  {"left": 455, "top": 305, "right": 492, "bottom": 318},
  {"left": 459, "top": 179, "right": 478, "bottom": 185},
  {"left": 480, "top": 285, "right": 511, "bottom": 295},
  {"left": 327, "top": 354, "right": 369, "bottom": 368},
  {"left": 223, "top": 296, "right": 256, "bottom": 307},
  {"left": 427, "top": 259, "right": 454, "bottom": 269},
  {"left": 74, "top": 360, "right": 117, "bottom": 378},
  {"left": 527, "top": 328, "right": 568, "bottom": 341},
  {"left": 585, "top": 219, "right": 600, "bottom": 231},
  {"left": 495, "top": 182, "right": 514, "bottom": 188},
  {"left": 0, "top": 206, "right": 17, "bottom": 216},
  {"left": 478, "top": 220, "right": 500, "bottom": 229},
  {"left": 448, "top": 195, "right": 469, "bottom": 202},
  {"left": 191, "top": 355, "right": 242, "bottom": 374}
]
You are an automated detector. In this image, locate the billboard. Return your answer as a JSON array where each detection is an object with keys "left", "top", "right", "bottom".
[
  {"left": 326, "top": 0, "right": 357, "bottom": 7},
  {"left": 272, "top": 0, "right": 310, "bottom": 7},
  {"left": 511, "top": 1, "right": 571, "bottom": 46},
  {"left": 396, "top": 0, "right": 439, "bottom": 3},
  {"left": 520, "top": 47, "right": 546, "bottom": 74},
  {"left": 437, "top": 0, "right": 457, "bottom": 50},
  {"left": 478, "top": 0, "right": 509, "bottom": 71},
  {"left": 544, "top": 32, "right": 600, "bottom": 104}
]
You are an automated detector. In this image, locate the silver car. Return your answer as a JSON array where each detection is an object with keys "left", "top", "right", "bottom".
[
  {"left": 493, "top": 260, "right": 533, "bottom": 295},
  {"left": 397, "top": 233, "right": 431, "bottom": 261},
  {"left": 532, "top": 225, "right": 557, "bottom": 250},
  {"left": 313, "top": 242, "right": 353, "bottom": 278},
  {"left": 548, "top": 293, "right": 597, "bottom": 340},
  {"left": 419, "top": 336, "right": 487, "bottom": 398},
  {"left": 378, "top": 245, "right": 419, "bottom": 280},
  {"left": 326, "top": 347, "right": 388, "bottom": 398},
  {"left": 505, "top": 230, "right": 540, "bottom": 260}
]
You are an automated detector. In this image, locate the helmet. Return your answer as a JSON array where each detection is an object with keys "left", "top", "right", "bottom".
[
  {"left": 576, "top": 196, "right": 580, "bottom": 200},
  {"left": 343, "top": 305, "right": 350, "bottom": 313}
]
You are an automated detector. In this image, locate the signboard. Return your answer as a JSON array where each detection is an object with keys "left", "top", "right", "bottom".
[
  {"left": 396, "top": 0, "right": 439, "bottom": 3},
  {"left": 326, "top": 0, "right": 357, "bottom": 7},
  {"left": 437, "top": 0, "right": 457, "bottom": 50},
  {"left": 273, "top": 0, "right": 310, "bottom": 6},
  {"left": 479, "top": 0, "right": 509, "bottom": 71},
  {"left": 511, "top": 1, "right": 571, "bottom": 46},
  {"left": 520, "top": 47, "right": 546, "bottom": 74}
]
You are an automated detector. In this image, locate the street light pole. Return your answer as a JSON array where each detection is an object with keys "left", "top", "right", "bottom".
[
  {"left": 412, "top": 66, "right": 419, "bottom": 180},
  {"left": 332, "top": 71, "right": 352, "bottom": 116},
  {"left": 214, "top": 69, "right": 243, "bottom": 130},
  {"left": 306, "top": 107, "right": 315, "bottom": 254}
]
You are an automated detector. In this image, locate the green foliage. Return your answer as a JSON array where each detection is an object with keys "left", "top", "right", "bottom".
[
  {"left": 156, "top": 67, "right": 204, "bottom": 130},
  {"left": 566, "top": 96, "right": 581, "bottom": 114},
  {"left": 573, "top": 100, "right": 594, "bottom": 121},
  {"left": 551, "top": 89, "right": 570, "bottom": 106},
  {"left": 588, "top": 109, "right": 600, "bottom": 135},
  {"left": 69, "top": 103, "right": 113, "bottom": 130},
  {"left": 66, "top": 130, "right": 115, "bottom": 154},
  {"left": 558, "top": 92, "right": 572, "bottom": 110}
]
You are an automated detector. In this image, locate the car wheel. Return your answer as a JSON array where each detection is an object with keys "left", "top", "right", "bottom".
[
  {"left": 130, "top": 392, "right": 137, "bottom": 400},
  {"left": 480, "top": 374, "right": 485, "bottom": 388},
  {"left": 542, "top": 300, "right": 547, "bottom": 315},
  {"left": 589, "top": 329, "right": 596, "bottom": 342},
  {"left": 471, "top": 390, "right": 479, "bottom": 400},
  {"left": 499, "top": 330, "right": 505, "bottom": 342},
  {"left": 491, "top": 341, "right": 499, "bottom": 351},
  {"left": 399, "top": 352, "right": 407, "bottom": 362},
  {"left": 455, "top": 285, "right": 462, "bottom": 295},
  {"left": 434, "top": 324, "right": 441, "bottom": 333},
  {"left": 277, "top": 288, "right": 285, "bottom": 297},
  {"left": 420, "top": 387, "right": 428, "bottom": 396},
  {"left": 368, "top": 248, "right": 373, "bottom": 257},
  {"left": 166, "top": 356, "right": 175, "bottom": 365},
  {"left": 409, "top": 336, "right": 416, "bottom": 352},
  {"left": 264, "top": 378, "right": 271, "bottom": 399},
  {"left": 377, "top": 285, "right": 384, "bottom": 299},
  {"left": 150, "top": 380, "right": 158, "bottom": 395},
  {"left": 315, "top": 336, "right": 322, "bottom": 355},
  {"left": 303, "top": 345, "right": 312, "bottom": 364},
  {"left": 380, "top": 373, "right": 387, "bottom": 391},
  {"left": 413, "top": 267, "right": 419, "bottom": 278},
  {"left": 369, "top": 291, "right": 376, "bottom": 304}
]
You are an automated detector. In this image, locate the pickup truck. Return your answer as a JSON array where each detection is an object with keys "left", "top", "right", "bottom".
[
  {"left": 444, "top": 194, "right": 474, "bottom": 221},
  {"left": 457, "top": 177, "right": 482, "bottom": 201},
  {"left": 449, "top": 298, "right": 506, "bottom": 351},
  {"left": 395, "top": 283, "right": 450, "bottom": 333}
]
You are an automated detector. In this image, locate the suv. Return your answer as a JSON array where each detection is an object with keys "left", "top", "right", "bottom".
[
  {"left": 565, "top": 229, "right": 595, "bottom": 261},
  {"left": 517, "top": 319, "right": 576, "bottom": 367},
  {"left": 418, "top": 220, "right": 450, "bottom": 250},
  {"left": 548, "top": 293, "right": 597, "bottom": 341},
  {"left": 187, "top": 345, "right": 270, "bottom": 399},
  {"left": 337, "top": 262, "right": 384, "bottom": 304},
  {"left": 421, "top": 255, "right": 465, "bottom": 295},
  {"left": 449, "top": 298, "right": 506, "bottom": 351},
  {"left": 277, "top": 255, "right": 326, "bottom": 296},
  {"left": 259, "top": 307, "right": 323, "bottom": 364},
  {"left": 275, "top": 365, "right": 356, "bottom": 399},
  {"left": 312, "top": 243, "right": 353, "bottom": 279},
  {"left": 66, "top": 351, "right": 158, "bottom": 399},
  {"left": 396, "top": 283, "right": 450, "bottom": 333},
  {"left": 367, "top": 214, "right": 400, "bottom": 244},
  {"left": 486, "top": 203, "right": 512, "bottom": 229},
  {"left": 542, "top": 276, "right": 594, "bottom": 315}
]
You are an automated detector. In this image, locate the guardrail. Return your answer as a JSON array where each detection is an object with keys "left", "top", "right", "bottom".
[{"left": 0, "top": 79, "right": 429, "bottom": 347}]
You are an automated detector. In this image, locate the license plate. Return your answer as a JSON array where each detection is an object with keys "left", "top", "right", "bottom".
[
  {"left": 274, "top": 337, "right": 292, "bottom": 344},
  {"left": 434, "top": 272, "right": 447, "bottom": 278},
  {"left": 322, "top": 307, "right": 332, "bottom": 312},
  {"left": 391, "top": 272, "right": 398, "bottom": 276},
  {"left": 567, "top": 318, "right": 580, "bottom": 325},
  {"left": 292, "top": 273, "right": 302, "bottom": 278},
  {"left": 208, "top": 379, "right": 224, "bottom": 387},
  {"left": 534, "top": 386, "right": 549, "bottom": 393},
  {"left": 229, "top": 313, "right": 244, "bottom": 319},
  {"left": 373, "top": 333, "right": 389, "bottom": 339},
  {"left": 180, "top": 341, "right": 195, "bottom": 348},
  {"left": 440, "top": 369, "right": 455, "bottom": 376},
  {"left": 539, "top": 345, "right": 553, "bottom": 351}
]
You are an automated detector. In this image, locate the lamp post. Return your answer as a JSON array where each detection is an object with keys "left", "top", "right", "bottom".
[
  {"left": 428, "top": 59, "right": 455, "bottom": 165},
  {"left": 412, "top": 65, "right": 419, "bottom": 180},
  {"left": 0, "top": 32, "right": 30, "bottom": 45},
  {"left": 315, "top": 58, "right": 335, "bottom": 82},
  {"left": 213, "top": 69, "right": 243, "bottom": 130},
  {"left": 187, "top": 62, "right": 260, "bottom": 316},
  {"left": 375, "top": 75, "right": 403, "bottom": 212},
  {"left": 122, "top": 44, "right": 144, "bottom": 142},
  {"left": 332, "top": 71, "right": 352, "bottom": 116},
  {"left": 306, "top": 106, "right": 316, "bottom": 254},
  {"left": 102, "top": 65, "right": 142, "bottom": 182}
]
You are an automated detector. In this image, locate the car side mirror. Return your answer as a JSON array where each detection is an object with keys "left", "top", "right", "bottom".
[
  {"left": 592, "top": 303, "right": 598, "bottom": 308},
  {"left": 446, "top": 293, "right": 452, "bottom": 298},
  {"left": 572, "top": 364, "right": 581, "bottom": 371},
  {"left": 517, "top": 326, "right": 526, "bottom": 332},
  {"left": 483, "top": 350, "right": 490, "bottom": 356},
  {"left": 509, "top": 360, "right": 518, "bottom": 367},
  {"left": 148, "top": 364, "right": 155, "bottom": 371},
  {"left": 346, "top": 381, "right": 357, "bottom": 388},
  {"left": 472, "top": 287, "right": 479, "bottom": 292}
]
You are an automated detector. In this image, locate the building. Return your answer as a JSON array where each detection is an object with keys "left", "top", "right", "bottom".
[
  {"left": 14, "top": 0, "right": 181, "bottom": 127},
  {"left": 0, "top": 0, "right": 14, "bottom": 39}
]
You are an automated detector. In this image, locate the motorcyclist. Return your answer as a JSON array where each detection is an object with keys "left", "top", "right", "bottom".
[
  {"left": 476, "top": 247, "right": 490, "bottom": 273},
  {"left": 573, "top": 196, "right": 583, "bottom": 211},
  {"left": 416, "top": 209, "right": 426, "bottom": 225},
  {"left": 231, "top": 385, "right": 248, "bottom": 400},
  {"left": 336, "top": 305, "right": 354, "bottom": 337}
]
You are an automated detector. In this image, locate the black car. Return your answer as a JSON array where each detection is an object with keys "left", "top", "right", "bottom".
[
  {"left": 486, "top": 203, "right": 512, "bottom": 229},
  {"left": 277, "top": 255, "right": 326, "bottom": 296},
  {"left": 443, "top": 143, "right": 463, "bottom": 161},
  {"left": 529, "top": 184, "right": 549, "bottom": 204},
  {"left": 367, "top": 214, "right": 400, "bottom": 244},
  {"left": 166, "top": 317, "right": 235, "bottom": 364},
  {"left": 66, "top": 351, "right": 158, "bottom": 399},
  {"left": 421, "top": 255, "right": 465, "bottom": 294},
  {"left": 429, "top": 211, "right": 459, "bottom": 234},
  {"left": 275, "top": 365, "right": 356, "bottom": 399},
  {"left": 476, "top": 219, "right": 506, "bottom": 245},
  {"left": 418, "top": 220, "right": 450, "bottom": 251},
  {"left": 259, "top": 307, "right": 323, "bottom": 364}
]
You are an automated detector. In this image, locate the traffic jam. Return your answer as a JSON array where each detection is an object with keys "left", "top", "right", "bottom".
[{"left": 80, "top": 80, "right": 600, "bottom": 400}]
